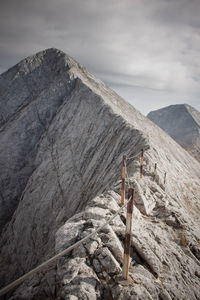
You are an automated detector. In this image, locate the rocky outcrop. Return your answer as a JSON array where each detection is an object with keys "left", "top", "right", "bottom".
[
  {"left": 0, "top": 49, "right": 200, "bottom": 299},
  {"left": 147, "top": 104, "right": 200, "bottom": 162}
]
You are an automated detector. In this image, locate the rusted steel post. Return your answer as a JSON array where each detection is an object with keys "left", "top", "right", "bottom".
[
  {"left": 164, "top": 172, "right": 166, "bottom": 185},
  {"left": 122, "top": 188, "right": 134, "bottom": 280},
  {"left": 140, "top": 149, "right": 144, "bottom": 179},
  {"left": 121, "top": 155, "right": 126, "bottom": 205},
  {"left": 153, "top": 163, "right": 157, "bottom": 181}
]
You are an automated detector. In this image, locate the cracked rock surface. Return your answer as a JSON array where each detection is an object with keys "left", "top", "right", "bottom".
[{"left": 0, "top": 48, "right": 200, "bottom": 299}]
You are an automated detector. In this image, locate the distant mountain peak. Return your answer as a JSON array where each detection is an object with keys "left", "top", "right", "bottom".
[{"left": 147, "top": 104, "right": 200, "bottom": 161}]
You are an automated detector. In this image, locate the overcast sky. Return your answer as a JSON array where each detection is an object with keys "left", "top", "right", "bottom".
[{"left": 0, "top": 0, "right": 199, "bottom": 115}]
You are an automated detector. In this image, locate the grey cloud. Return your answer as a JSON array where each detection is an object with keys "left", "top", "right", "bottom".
[
  {"left": 152, "top": 0, "right": 200, "bottom": 28},
  {"left": 0, "top": 0, "right": 199, "bottom": 114}
]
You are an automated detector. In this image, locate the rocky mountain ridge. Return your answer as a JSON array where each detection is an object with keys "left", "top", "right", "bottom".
[
  {"left": 147, "top": 104, "right": 200, "bottom": 162},
  {"left": 0, "top": 49, "right": 200, "bottom": 299}
]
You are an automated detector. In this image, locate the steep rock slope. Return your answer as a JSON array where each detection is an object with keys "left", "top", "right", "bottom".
[
  {"left": 0, "top": 49, "right": 76, "bottom": 228},
  {"left": 0, "top": 49, "right": 200, "bottom": 300},
  {"left": 147, "top": 104, "right": 200, "bottom": 162}
]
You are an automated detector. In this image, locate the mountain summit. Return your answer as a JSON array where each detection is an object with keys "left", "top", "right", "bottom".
[
  {"left": 0, "top": 49, "right": 200, "bottom": 299},
  {"left": 147, "top": 104, "right": 200, "bottom": 162}
]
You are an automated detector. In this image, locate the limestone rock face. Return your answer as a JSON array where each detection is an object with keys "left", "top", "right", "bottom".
[
  {"left": 0, "top": 49, "right": 200, "bottom": 300},
  {"left": 147, "top": 104, "right": 200, "bottom": 162}
]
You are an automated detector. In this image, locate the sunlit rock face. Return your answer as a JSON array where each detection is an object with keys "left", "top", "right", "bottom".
[
  {"left": 148, "top": 104, "right": 200, "bottom": 162},
  {"left": 0, "top": 49, "right": 200, "bottom": 300}
]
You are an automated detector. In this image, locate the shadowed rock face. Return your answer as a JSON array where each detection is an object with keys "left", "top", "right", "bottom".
[
  {"left": 147, "top": 104, "right": 200, "bottom": 162},
  {"left": 0, "top": 49, "right": 200, "bottom": 300},
  {"left": 0, "top": 49, "right": 77, "bottom": 228}
]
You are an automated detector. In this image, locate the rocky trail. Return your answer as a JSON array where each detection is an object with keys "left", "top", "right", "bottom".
[{"left": 1, "top": 149, "right": 200, "bottom": 300}]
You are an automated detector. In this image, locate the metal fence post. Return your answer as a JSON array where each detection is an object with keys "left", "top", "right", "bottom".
[
  {"left": 153, "top": 163, "right": 157, "bottom": 181},
  {"left": 122, "top": 187, "right": 134, "bottom": 280},
  {"left": 140, "top": 149, "right": 144, "bottom": 179},
  {"left": 121, "top": 155, "right": 126, "bottom": 205},
  {"left": 164, "top": 172, "right": 166, "bottom": 185}
]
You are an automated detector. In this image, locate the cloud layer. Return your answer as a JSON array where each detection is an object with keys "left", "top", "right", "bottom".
[{"left": 0, "top": 0, "right": 199, "bottom": 114}]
